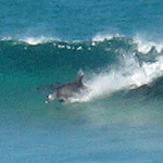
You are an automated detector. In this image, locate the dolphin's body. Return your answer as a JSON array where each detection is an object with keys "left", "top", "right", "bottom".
[{"left": 42, "top": 75, "right": 85, "bottom": 103}]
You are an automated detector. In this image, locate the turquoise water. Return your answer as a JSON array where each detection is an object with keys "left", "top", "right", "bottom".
[{"left": 0, "top": 0, "right": 163, "bottom": 162}]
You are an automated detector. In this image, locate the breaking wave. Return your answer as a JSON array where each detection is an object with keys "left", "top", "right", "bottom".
[{"left": 1, "top": 34, "right": 163, "bottom": 103}]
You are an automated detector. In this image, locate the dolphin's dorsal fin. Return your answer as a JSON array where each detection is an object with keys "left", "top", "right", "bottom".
[{"left": 73, "top": 75, "right": 84, "bottom": 85}]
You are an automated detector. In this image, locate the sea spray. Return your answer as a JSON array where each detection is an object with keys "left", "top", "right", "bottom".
[{"left": 70, "top": 52, "right": 163, "bottom": 103}]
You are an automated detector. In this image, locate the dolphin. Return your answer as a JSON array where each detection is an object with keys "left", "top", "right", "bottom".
[{"left": 37, "top": 75, "right": 85, "bottom": 103}]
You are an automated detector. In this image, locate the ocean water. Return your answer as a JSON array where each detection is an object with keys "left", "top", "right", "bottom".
[{"left": 0, "top": 0, "right": 163, "bottom": 162}]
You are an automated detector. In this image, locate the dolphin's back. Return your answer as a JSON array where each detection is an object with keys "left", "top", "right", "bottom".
[{"left": 56, "top": 83, "right": 80, "bottom": 100}]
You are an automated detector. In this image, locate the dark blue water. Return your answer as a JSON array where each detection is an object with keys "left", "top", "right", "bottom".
[
  {"left": 0, "top": 0, "right": 163, "bottom": 162},
  {"left": 0, "top": 0, "right": 163, "bottom": 40}
]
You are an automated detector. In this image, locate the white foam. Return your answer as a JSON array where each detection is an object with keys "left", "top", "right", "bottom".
[
  {"left": 19, "top": 36, "right": 60, "bottom": 45},
  {"left": 76, "top": 46, "right": 83, "bottom": 51},
  {"left": 70, "top": 54, "right": 163, "bottom": 103},
  {"left": 1, "top": 37, "right": 12, "bottom": 41},
  {"left": 92, "top": 34, "right": 115, "bottom": 42},
  {"left": 92, "top": 33, "right": 163, "bottom": 54},
  {"left": 133, "top": 35, "right": 163, "bottom": 54},
  {"left": 66, "top": 45, "right": 72, "bottom": 49},
  {"left": 92, "top": 33, "right": 124, "bottom": 42},
  {"left": 58, "top": 44, "right": 66, "bottom": 49}
]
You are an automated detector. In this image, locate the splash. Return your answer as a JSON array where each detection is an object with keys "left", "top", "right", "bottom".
[
  {"left": 133, "top": 35, "right": 163, "bottom": 54},
  {"left": 70, "top": 53, "right": 163, "bottom": 103}
]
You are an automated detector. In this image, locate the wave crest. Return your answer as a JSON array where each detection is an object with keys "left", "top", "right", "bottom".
[{"left": 1, "top": 34, "right": 163, "bottom": 55}]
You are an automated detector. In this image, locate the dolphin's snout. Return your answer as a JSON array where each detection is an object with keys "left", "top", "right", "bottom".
[
  {"left": 45, "top": 95, "right": 50, "bottom": 104},
  {"left": 48, "top": 94, "right": 55, "bottom": 100},
  {"left": 46, "top": 93, "right": 56, "bottom": 103}
]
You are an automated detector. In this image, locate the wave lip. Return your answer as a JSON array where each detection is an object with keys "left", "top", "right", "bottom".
[
  {"left": 1, "top": 37, "right": 12, "bottom": 41},
  {"left": 133, "top": 35, "right": 163, "bottom": 54},
  {"left": 92, "top": 33, "right": 163, "bottom": 55},
  {"left": 1, "top": 34, "right": 163, "bottom": 55},
  {"left": 92, "top": 33, "right": 123, "bottom": 42},
  {"left": 0, "top": 36, "right": 61, "bottom": 45},
  {"left": 19, "top": 36, "right": 60, "bottom": 45}
]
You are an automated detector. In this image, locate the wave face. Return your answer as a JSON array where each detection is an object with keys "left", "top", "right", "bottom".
[{"left": 1, "top": 35, "right": 163, "bottom": 102}]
